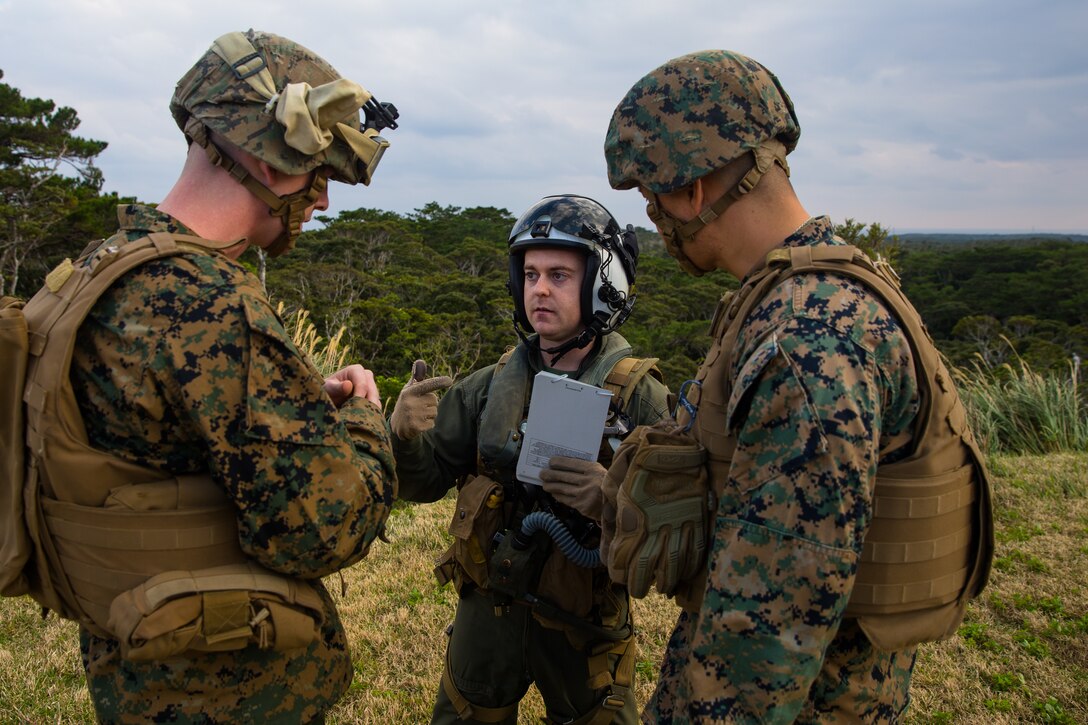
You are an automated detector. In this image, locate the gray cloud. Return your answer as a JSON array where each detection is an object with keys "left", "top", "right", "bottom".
[{"left": 1, "top": 0, "right": 1084, "bottom": 232}]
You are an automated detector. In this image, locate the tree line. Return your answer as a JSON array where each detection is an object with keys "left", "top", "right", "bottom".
[{"left": 4, "top": 71, "right": 1086, "bottom": 396}]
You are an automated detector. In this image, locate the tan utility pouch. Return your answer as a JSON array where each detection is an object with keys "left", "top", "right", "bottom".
[
  {"left": 108, "top": 562, "right": 325, "bottom": 661},
  {"left": 436, "top": 475, "right": 504, "bottom": 590},
  {"left": 536, "top": 545, "right": 595, "bottom": 620},
  {"left": 0, "top": 297, "right": 30, "bottom": 598}
]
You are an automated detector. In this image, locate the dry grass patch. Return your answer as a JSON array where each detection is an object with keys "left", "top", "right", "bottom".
[
  {"left": 0, "top": 596, "right": 91, "bottom": 722},
  {"left": 2, "top": 453, "right": 1085, "bottom": 723},
  {"left": 903, "top": 453, "right": 1088, "bottom": 724}
]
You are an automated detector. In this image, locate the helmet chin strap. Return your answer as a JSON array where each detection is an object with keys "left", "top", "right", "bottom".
[
  {"left": 263, "top": 172, "right": 326, "bottom": 257},
  {"left": 649, "top": 139, "right": 790, "bottom": 277},
  {"left": 188, "top": 120, "right": 325, "bottom": 257},
  {"left": 513, "top": 312, "right": 610, "bottom": 368}
]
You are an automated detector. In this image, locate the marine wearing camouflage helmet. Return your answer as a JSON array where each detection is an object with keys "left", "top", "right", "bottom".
[
  {"left": 10, "top": 30, "right": 399, "bottom": 723},
  {"left": 171, "top": 29, "right": 398, "bottom": 255},
  {"left": 600, "top": 51, "right": 992, "bottom": 723},
  {"left": 605, "top": 49, "right": 799, "bottom": 276}
]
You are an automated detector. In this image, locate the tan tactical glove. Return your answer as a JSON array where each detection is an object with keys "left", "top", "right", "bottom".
[
  {"left": 389, "top": 360, "right": 454, "bottom": 440},
  {"left": 540, "top": 456, "right": 606, "bottom": 520},
  {"left": 601, "top": 419, "right": 711, "bottom": 598},
  {"left": 600, "top": 439, "right": 635, "bottom": 581}
]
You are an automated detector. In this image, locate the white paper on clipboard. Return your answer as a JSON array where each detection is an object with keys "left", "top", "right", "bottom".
[{"left": 516, "top": 371, "right": 613, "bottom": 485}]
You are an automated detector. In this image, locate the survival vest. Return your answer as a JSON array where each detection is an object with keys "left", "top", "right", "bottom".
[
  {"left": 495, "top": 347, "right": 664, "bottom": 443},
  {"left": 438, "top": 344, "right": 665, "bottom": 593},
  {"left": 677, "top": 243, "right": 994, "bottom": 651},
  {"left": 437, "top": 344, "right": 663, "bottom": 725},
  {"left": 1, "top": 232, "right": 324, "bottom": 658}
]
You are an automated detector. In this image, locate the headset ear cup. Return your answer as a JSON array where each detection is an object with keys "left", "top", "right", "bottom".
[{"left": 598, "top": 281, "right": 622, "bottom": 310}]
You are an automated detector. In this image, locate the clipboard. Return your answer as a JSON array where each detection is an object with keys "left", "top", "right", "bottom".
[{"left": 516, "top": 370, "right": 613, "bottom": 485}]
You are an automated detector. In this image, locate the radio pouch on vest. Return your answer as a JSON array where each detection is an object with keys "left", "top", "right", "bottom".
[
  {"left": 436, "top": 474, "right": 505, "bottom": 591},
  {"left": 488, "top": 528, "right": 551, "bottom": 602}
]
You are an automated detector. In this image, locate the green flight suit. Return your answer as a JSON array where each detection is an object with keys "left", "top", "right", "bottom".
[{"left": 394, "top": 333, "right": 670, "bottom": 724}]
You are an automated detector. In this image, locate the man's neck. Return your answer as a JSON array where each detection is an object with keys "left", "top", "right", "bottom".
[
  {"left": 537, "top": 334, "right": 594, "bottom": 372},
  {"left": 722, "top": 201, "right": 811, "bottom": 279}
]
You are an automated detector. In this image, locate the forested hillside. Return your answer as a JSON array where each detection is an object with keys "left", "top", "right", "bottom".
[
  {"left": 259, "top": 206, "right": 1088, "bottom": 394},
  {"left": 4, "top": 70, "right": 1084, "bottom": 393},
  {"left": 261, "top": 205, "right": 731, "bottom": 390}
]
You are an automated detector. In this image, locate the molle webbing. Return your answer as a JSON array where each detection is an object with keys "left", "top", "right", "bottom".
[
  {"left": 20, "top": 231, "right": 252, "bottom": 636},
  {"left": 40, "top": 479, "right": 246, "bottom": 634},
  {"left": 757, "top": 245, "right": 992, "bottom": 616},
  {"left": 698, "top": 243, "right": 993, "bottom": 647}
]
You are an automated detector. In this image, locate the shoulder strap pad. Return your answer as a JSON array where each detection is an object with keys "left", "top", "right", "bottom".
[{"left": 603, "top": 357, "right": 663, "bottom": 414}]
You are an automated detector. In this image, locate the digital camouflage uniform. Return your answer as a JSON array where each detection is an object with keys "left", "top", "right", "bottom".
[
  {"left": 394, "top": 333, "right": 670, "bottom": 725},
  {"left": 645, "top": 216, "right": 921, "bottom": 723},
  {"left": 71, "top": 204, "right": 396, "bottom": 723},
  {"left": 602, "top": 50, "right": 928, "bottom": 723}
]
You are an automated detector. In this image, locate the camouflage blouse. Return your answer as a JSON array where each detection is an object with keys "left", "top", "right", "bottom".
[
  {"left": 71, "top": 205, "right": 396, "bottom": 723},
  {"left": 647, "top": 216, "right": 922, "bottom": 724}
]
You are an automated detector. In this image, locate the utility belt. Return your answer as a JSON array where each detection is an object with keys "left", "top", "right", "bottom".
[{"left": 435, "top": 474, "right": 622, "bottom": 630}]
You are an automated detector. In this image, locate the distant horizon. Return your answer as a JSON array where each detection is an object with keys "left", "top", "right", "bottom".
[{"left": 891, "top": 229, "right": 1088, "bottom": 237}]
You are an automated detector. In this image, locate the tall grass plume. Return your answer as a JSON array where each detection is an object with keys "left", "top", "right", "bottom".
[
  {"left": 276, "top": 301, "right": 349, "bottom": 377},
  {"left": 955, "top": 344, "right": 1086, "bottom": 454}
]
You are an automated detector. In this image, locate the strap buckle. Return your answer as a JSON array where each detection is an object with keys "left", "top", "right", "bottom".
[
  {"left": 602, "top": 694, "right": 625, "bottom": 711},
  {"left": 229, "top": 51, "right": 267, "bottom": 80}
]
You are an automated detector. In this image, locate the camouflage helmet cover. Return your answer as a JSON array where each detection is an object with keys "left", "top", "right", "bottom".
[
  {"left": 170, "top": 29, "right": 387, "bottom": 185},
  {"left": 604, "top": 49, "right": 800, "bottom": 194}
]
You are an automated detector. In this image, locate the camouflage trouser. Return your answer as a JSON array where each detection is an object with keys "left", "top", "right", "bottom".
[
  {"left": 431, "top": 586, "right": 638, "bottom": 725},
  {"left": 795, "top": 618, "right": 918, "bottom": 724},
  {"left": 80, "top": 592, "right": 351, "bottom": 725},
  {"left": 646, "top": 614, "right": 916, "bottom": 724}
]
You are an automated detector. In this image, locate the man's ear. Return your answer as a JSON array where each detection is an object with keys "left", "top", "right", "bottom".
[
  {"left": 255, "top": 159, "right": 279, "bottom": 187},
  {"left": 687, "top": 177, "right": 706, "bottom": 216},
  {"left": 660, "top": 177, "right": 705, "bottom": 220}
]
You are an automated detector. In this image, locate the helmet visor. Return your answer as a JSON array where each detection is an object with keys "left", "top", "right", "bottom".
[{"left": 509, "top": 195, "right": 619, "bottom": 246}]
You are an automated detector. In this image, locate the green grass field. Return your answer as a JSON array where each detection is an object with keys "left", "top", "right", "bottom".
[{"left": 1, "top": 453, "right": 1085, "bottom": 724}]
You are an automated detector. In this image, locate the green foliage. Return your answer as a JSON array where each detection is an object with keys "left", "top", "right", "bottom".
[
  {"left": 264, "top": 205, "right": 515, "bottom": 381},
  {"left": 834, "top": 218, "right": 901, "bottom": 268},
  {"left": 0, "top": 69, "right": 110, "bottom": 297},
  {"left": 897, "top": 241, "right": 1088, "bottom": 370},
  {"left": 263, "top": 205, "right": 732, "bottom": 391},
  {"left": 959, "top": 620, "right": 1004, "bottom": 652},
  {"left": 987, "top": 671, "right": 1025, "bottom": 692},
  {"left": 1034, "top": 696, "right": 1075, "bottom": 724},
  {"left": 994, "top": 549, "right": 1050, "bottom": 574}
]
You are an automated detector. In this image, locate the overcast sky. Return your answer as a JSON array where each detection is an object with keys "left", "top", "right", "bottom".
[{"left": 2, "top": 0, "right": 1085, "bottom": 234}]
